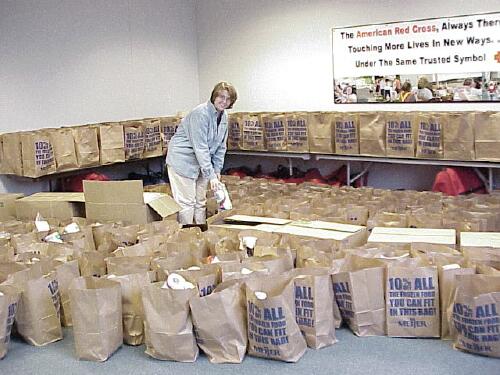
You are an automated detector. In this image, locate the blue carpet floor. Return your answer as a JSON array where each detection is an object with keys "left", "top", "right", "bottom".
[{"left": 1, "top": 328, "right": 498, "bottom": 375}]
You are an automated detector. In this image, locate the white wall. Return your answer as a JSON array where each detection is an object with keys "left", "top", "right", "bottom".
[
  {"left": 0, "top": 0, "right": 199, "bottom": 193},
  {"left": 196, "top": 0, "right": 500, "bottom": 189},
  {"left": 1, "top": 1, "right": 498, "bottom": 194}
]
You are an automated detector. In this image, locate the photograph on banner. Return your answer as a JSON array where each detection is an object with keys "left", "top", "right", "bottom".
[{"left": 332, "top": 12, "right": 500, "bottom": 103}]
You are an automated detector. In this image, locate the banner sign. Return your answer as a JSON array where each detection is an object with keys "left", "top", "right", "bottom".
[{"left": 332, "top": 12, "right": 500, "bottom": 103}]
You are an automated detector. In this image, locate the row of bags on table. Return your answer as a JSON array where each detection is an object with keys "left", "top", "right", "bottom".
[
  {"left": 0, "top": 116, "right": 182, "bottom": 178},
  {"left": 228, "top": 111, "right": 500, "bottom": 161}
]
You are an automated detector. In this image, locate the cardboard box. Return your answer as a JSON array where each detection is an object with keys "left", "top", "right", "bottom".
[
  {"left": 84, "top": 180, "right": 180, "bottom": 225},
  {"left": 16, "top": 192, "right": 85, "bottom": 220},
  {"left": 368, "top": 227, "right": 456, "bottom": 247},
  {"left": 0, "top": 193, "right": 25, "bottom": 221},
  {"left": 460, "top": 232, "right": 500, "bottom": 249},
  {"left": 213, "top": 216, "right": 368, "bottom": 250}
]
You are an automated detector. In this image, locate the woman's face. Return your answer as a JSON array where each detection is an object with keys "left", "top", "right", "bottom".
[{"left": 214, "top": 89, "right": 231, "bottom": 112}]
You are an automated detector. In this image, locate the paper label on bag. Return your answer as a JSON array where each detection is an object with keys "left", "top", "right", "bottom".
[
  {"left": 451, "top": 294, "right": 500, "bottom": 356},
  {"left": 247, "top": 300, "right": 290, "bottom": 356},
  {"left": 4, "top": 302, "right": 18, "bottom": 345},
  {"left": 295, "top": 284, "right": 315, "bottom": 329}
]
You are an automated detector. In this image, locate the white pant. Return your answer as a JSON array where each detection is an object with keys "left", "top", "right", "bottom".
[{"left": 167, "top": 165, "right": 208, "bottom": 225}]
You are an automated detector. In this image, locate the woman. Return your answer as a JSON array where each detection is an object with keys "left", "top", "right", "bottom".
[
  {"left": 166, "top": 82, "right": 237, "bottom": 225},
  {"left": 399, "top": 82, "right": 416, "bottom": 102}
]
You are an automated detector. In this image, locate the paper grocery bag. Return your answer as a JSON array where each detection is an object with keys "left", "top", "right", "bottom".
[
  {"left": 1, "top": 132, "right": 23, "bottom": 175},
  {"left": 21, "top": 130, "right": 56, "bottom": 177},
  {"left": 105, "top": 256, "right": 151, "bottom": 276},
  {"left": 51, "top": 128, "right": 78, "bottom": 172},
  {"left": 122, "top": 120, "right": 145, "bottom": 160},
  {"left": 228, "top": 113, "right": 242, "bottom": 150},
  {"left": 69, "top": 276, "right": 122, "bottom": 361},
  {"left": 176, "top": 265, "right": 219, "bottom": 297},
  {"left": 438, "top": 264, "right": 475, "bottom": 340},
  {"left": 99, "top": 122, "right": 125, "bottom": 165},
  {"left": 160, "top": 116, "right": 181, "bottom": 154},
  {"left": 71, "top": 125, "right": 100, "bottom": 167},
  {"left": 385, "top": 112, "right": 416, "bottom": 158},
  {"left": 108, "top": 273, "right": 150, "bottom": 345},
  {"left": 189, "top": 280, "right": 247, "bottom": 363},
  {"left": 78, "top": 251, "right": 107, "bottom": 277},
  {"left": 142, "top": 118, "right": 162, "bottom": 158},
  {"left": 286, "top": 112, "right": 309, "bottom": 153},
  {"left": 444, "top": 112, "right": 475, "bottom": 160},
  {"left": 386, "top": 265, "right": 440, "bottom": 337},
  {"left": 261, "top": 113, "right": 287, "bottom": 152},
  {"left": 141, "top": 282, "right": 199, "bottom": 362},
  {"left": 416, "top": 112, "right": 444, "bottom": 159},
  {"left": 449, "top": 274, "right": 500, "bottom": 358},
  {"left": 308, "top": 112, "right": 334, "bottom": 154},
  {"left": 474, "top": 112, "right": 500, "bottom": 161},
  {"left": 359, "top": 112, "right": 385, "bottom": 156},
  {"left": 332, "top": 266, "right": 385, "bottom": 336},
  {"left": 9, "top": 268, "right": 62, "bottom": 346},
  {"left": 241, "top": 113, "right": 265, "bottom": 151},
  {"left": 334, "top": 112, "right": 359, "bottom": 155},
  {"left": 55, "top": 260, "right": 80, "bottom": 327},
  {"left": 0, "top": 285, "right": 20, "bottom": 359},
  {"left": 245, "top": 275, "right": 307, "bottom": 362},
  {"left": 289, "top": 268, "right": 337, "bottom": 349}
]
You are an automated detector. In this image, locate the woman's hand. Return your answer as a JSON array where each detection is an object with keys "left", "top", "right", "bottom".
[{"left": 210, "top": 177, "right": 222, "bottom": 191}]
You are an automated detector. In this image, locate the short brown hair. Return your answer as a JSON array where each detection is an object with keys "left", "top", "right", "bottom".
[
  {"left": 210, "top": 81, "right": 238, "bottom": 109},
  {"left": 402, "top": 82, "right": 412, "bottom": 92}
]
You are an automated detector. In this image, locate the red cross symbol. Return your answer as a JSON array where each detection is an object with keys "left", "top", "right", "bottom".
[{"left": 495, "top": 51, "right": 500, "bottom": 63}]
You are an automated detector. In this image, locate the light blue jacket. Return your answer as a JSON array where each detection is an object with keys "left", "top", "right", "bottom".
[{"left": 166, "top": 101, "right": 228, "bottom": 181}]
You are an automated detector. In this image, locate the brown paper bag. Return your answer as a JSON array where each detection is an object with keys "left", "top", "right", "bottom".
[
  {"left": 438, "top": 264, "right": 475, "bottom": 340},
  {"left": 241, "top": 113, "right": 265, "bottom": 151},
  {"left": 122, "top": 120, "right": 145, "bottom": 160},
  {"left": 359, "top": 112, "right": 385, "bottom": 156},
  {"left": 51, "top": 128, "right": 78, "bottom": 172},
  {"left": 78, "top": 251, "right": 107, "bottom": 277},
  {"left": 386, "top": 265, "right": 440, "bottom": 337},
  {"left": 262, "top": 113, "right": 287, "bottom": 152},
  {"left": 142, "top": 118, "right": 162, "bottom": 158},
  {"left": 108, "top": 272, "right": 150, "bottom": 345},
  {"left": 474, "top": 112, "right": 500, "bottom": 161},
  {"left": 290, "top": 268, "right": 337, "bottom": 348},
  {"left": 332, "top": 265, "right": 385, "bottom": 336},
  {"left": 334, "top": 113, "right": 359, "bottom": 155},
  {"left": 1, "top": 132, "right": 23, "bottom": 175},
  {"left": 0, "top": 285, "right": 20, "bottom": 359},
  {"left": 69, "top": 276, "right": 123, "bottom": 361},
  {"left": 416, "top": 113, "right": 444, "bottom": 159},
  {"left": 21, "top": 130, "right": 56, "bottom": 177},
  {"left": 55, "top": 260, "right": 80, "bottom": 327},
  {"left": 99, "top": 122, "right": 125, "bottom": 164},
  {"left": 449, "top": 274, "right": 500, "bottom": 357},
  {"left": 228, "top": 113, "right": 242, "bottom": 150},
  {"left": 189, "top": 280, "right": 247, "bottom": 363},
  {"left": 176, "top": 265, "right": 219, "bottom": 297},
  {"left": 444, "top": 112, "right": 475, "bottom": 160},
  {"left": 308, "top": 112, "right": 334, "bottom": 154},
  {"left": 246, "top": 275, "right": 307, "bottom": 362},
  {"left": 286, "top": 112, "right": 309, "bottom": 153},
  {"left": 71, "top": 125, "right": 100, "bottom": 167},
  {"left": 105, "top": 256, "right": 150, "bottom": 276},
  {"left": 160, "top": 116, "right": 180, "bottom": 154},
  {"left": 141, "top": 282, "right": 199, "bottom": 362},
  {"left": 385, "top": 112, "right": 416, "bottom": 158},
  {"left": 8, "top": 268, "right": 62, "bottom": 346}
]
